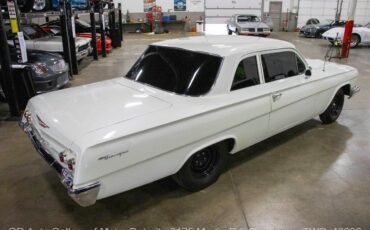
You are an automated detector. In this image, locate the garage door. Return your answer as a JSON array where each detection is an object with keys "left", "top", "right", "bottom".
[
  {"left": 205, "top": 0, "right": 263, "bottom": 24},
  {"left": 341, "top": 0, "right": 370, "bottom": 26},
  {"left": 297, "top": 0, "right": 337, "bottom": 28}
]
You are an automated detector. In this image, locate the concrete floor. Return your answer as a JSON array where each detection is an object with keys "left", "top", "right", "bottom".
[{"left": 1, "top": 32, "right": 370, "bottom": 229}]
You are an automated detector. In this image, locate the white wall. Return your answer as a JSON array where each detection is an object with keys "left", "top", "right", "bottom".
[
  {"left": 297, "top": 0, "right": 337, "bottom": 27},
  {"left": 341, "top": 0, "right": 370, "bottom": 25},
  {"left": 263, "top": 0, "right": 296, "bottom": 13},
  {"left": 115, "top": 0, "right": 204, "bottom": 13}
]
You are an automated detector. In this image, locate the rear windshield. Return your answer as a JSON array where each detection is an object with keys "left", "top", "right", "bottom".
[{"left": 125, "top": 46, "right": 222, "bottom": 96}]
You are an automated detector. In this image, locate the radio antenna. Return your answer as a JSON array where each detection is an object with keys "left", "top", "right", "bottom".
[{"left": 323, "top": 32, "right": 340, "bottom": 71}]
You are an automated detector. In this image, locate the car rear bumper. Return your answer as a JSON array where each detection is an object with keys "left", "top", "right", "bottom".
[
  {"left": 19, "top": 115, "right": 100, "bottom": 207},
  {"left": 77, "top": 47, "right": 92, "bottom": 61}
]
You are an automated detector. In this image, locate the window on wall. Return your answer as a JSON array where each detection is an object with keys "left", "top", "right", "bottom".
[
  {"left": 231, "top": 56, "right": 260, "bottom": 91},
  {"left": 261, "top": 51, "right": 306, "bottom": 83}
]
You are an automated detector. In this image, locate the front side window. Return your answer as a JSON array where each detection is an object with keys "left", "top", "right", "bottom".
[
  {"left": 231, "top": 56, "right": 260, "bottom": 91},
  {"left": 261, "top": 51, "right": 306, "bottom": 83},
  {"left": 125, "top": 46, "right": 222, "bottom": 96}
]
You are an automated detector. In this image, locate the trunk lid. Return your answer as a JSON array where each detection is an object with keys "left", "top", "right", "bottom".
[{"left": 28, "top": 79, "right": 172, "bottom": 144}]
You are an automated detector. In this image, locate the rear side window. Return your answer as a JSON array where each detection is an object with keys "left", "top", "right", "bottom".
[
  {"left": 231, "top": 56, "right": 260, "bottom": 91},
  {"left": 261, "top": 51, "right": 305, "bottom": 83}
]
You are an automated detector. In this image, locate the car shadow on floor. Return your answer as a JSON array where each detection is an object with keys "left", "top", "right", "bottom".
[{"left": 45, "top": 118, "right": 352, "bottom": 227}]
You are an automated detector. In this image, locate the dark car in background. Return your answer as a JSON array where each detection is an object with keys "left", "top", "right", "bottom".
[
  {"left": 0, "top": 46, "right": 69, "bottom": 102},
  {"left": 305, "top": 18, "right": 320, "bottom": 26},
  {"left": 300, "top": 19, "right": 345, "bottom": 38}
]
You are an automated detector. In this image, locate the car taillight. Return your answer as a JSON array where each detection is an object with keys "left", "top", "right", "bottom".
[
  {"left": 59, "top": 152, "right": 66, "bottom": 162},
  {"left": 59, "top": 149, "right": 76, "bottom": 171},
  {"left": 67, "top": 159, "right": 75, "bottom": 171}
]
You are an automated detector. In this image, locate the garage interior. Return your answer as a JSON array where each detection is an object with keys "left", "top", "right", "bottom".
[{"left": 1, "top": 0, "right": 370, "bottom": 229}]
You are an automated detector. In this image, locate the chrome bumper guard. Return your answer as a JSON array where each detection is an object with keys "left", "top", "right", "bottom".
[
  {"left": 349, "top": 85, "right": 360, "bottom": 99},
  {"left": 19, "top": 119, "right": 100, "bottom": 207}
]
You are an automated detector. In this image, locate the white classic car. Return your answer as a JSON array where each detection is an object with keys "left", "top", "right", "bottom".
[
  {"left": 227, "top": 14, "right": 271, "bottom": 36},
  {"left": 20, "top": 36, "right": 359, "bottom": 206},
  {"left": 322, "top": 23, "right": 370, "bottom": 48},
  {"left": 7, "top": 24, "right": 92, "bottom": 61}
]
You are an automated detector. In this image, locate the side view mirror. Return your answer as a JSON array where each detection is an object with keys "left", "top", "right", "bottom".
[{"left": 305, "top": 69, "right": 312, "bottom": 76}]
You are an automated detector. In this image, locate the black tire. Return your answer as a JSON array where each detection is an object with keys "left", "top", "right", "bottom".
[
  {"left": 236, "top": 29, "right": 240, "bottom": 35},
  {"left": 32, "top": 0, "right": 50, "bottom": 11},
  {"left": 18, "top": 0, "right": 34, "bottom": 12},
  {"left": 319, "top": 89, "right": 344, "bottom": 124},
  {"left": 227, "top": 26, "right": 232, "bottom": 35},
  {"left": 173, "top": 143, "right": 228, "bottom": 192},
  {"left": 350, "top": 34, "right": 360, "bottom": 48}
]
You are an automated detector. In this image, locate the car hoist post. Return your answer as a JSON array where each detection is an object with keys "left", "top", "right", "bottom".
[
  {"left": 90, "top": 5, "right": 98, "bottom": 60},
  {"left": 60, "top": 0, "right": 73, "bottom": 76},
  {"left": 0, "top": 2, "right": 20, "bottom": 116},
  {"left": 98, "top": 1, "right": 107, "bottom": 57}
]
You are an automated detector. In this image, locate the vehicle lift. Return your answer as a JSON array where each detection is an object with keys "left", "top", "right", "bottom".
[
  {"left": 0, "top": 0, "right": 123, "bottom": 118},
  {"left": 0, "top": 0, "right": 34, "bottom": 117}
]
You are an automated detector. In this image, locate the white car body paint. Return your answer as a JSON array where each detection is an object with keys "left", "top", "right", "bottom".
[
  {"left": 22, "top": 36, "right": 359, "bottom": 205},
  {"left": 322, "top": 23, "right": 370, "bottom": 45}
]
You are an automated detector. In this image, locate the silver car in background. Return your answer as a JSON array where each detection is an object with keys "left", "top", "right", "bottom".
[
  {"left": 227, "top": 14, "right": 271, "bottom": 37},
  {"left": 6, "top": 24, "right": 92, "bottom": 61}
]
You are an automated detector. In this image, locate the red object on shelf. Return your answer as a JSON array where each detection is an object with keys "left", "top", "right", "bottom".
[
  {"left": 42, "top": 25, "right": 113, "bottom": 54},
  {"left": 341, "top": 20, "right": 354, "bottom": 58},
  {"left": 77, "top": 33, "right": 112, "bottom": 54}
]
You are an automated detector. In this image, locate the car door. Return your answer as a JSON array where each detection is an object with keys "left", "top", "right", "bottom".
[
  {"left": 260, "top": 49, "right": 316, "bottom": 136},
  {"left": 226, "top": 54, "right": 271, "bottom": 150},
  {"left": 363, "top": 24, "right": 370, "bottom": 42}
]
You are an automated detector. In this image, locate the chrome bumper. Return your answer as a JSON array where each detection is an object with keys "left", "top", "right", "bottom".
[
  {"left": 76, "top": 48, "right": 90, "bottom": 61},
  {"left": 19, "top": 116, "right": 100, "bottom": 207},
  {"left": 349, "top": 85, "right": 360, "bottom": 99}
]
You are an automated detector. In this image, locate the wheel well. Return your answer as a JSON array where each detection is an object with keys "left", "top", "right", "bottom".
[
  {"left": 221, "top": 138, "right": 236, "bottom": 153},
  {"left": 352, "top": 33, "right": 361, "bottom": 42},
  {"left": 341, "top": 84, "right": 351, "bottom": 96}
]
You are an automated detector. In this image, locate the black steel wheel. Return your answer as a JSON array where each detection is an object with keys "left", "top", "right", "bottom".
[
  {"left": 173, "top": 143, "right": 228, "bottom": 192},
  {"left": 320, "top": 89, "right": 344, "bottom": 124}
]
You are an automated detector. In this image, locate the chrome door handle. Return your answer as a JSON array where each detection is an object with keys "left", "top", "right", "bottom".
[{"left": 272, "top": 93, "right": 282, "bottom": 102}]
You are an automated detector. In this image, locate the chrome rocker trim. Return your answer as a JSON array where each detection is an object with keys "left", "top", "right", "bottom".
[{"left": 19, "top": 118, "right": 100, "bottom": 207}]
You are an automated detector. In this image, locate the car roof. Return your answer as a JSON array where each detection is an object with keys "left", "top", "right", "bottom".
[{"left": 153, "top": 36, "right": 295, "bottom": 57}]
